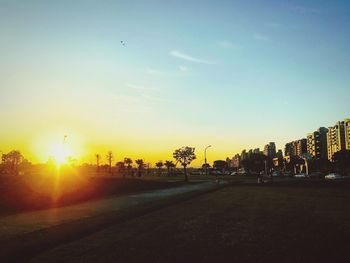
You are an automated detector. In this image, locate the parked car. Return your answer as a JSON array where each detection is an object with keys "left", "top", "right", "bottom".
[
  {"left": 324, "top": 173, "right": 343, "bottom": 180},
  {"left": 272, "top": 171, "right": 281, "bottom": 177},
  {"left": 230, "top": 171, "right": 238, "bottom": 176},
  {"left": 294, "top": 173, "right": 306, "bottom": 178}
]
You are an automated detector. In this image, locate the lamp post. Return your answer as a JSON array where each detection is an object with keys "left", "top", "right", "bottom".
[{"left": 204, "top": 145, "right": 211, "bottom": 176}]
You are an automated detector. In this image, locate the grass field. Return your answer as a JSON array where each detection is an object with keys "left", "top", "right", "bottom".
[
  {"left": 0, "top": 174, "right": 194, "bottom": 216},
  {"left": 29, "top": 180, "right": 350, "bottom": 263}
]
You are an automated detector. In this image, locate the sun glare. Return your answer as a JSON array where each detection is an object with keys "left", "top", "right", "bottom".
[{"left": 49, "top": 143, "right": 71, "bottom": 166}]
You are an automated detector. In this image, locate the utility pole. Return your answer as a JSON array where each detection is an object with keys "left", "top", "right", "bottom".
[{"left": 204, "top": 145, "right": 212, "bottom": 176}]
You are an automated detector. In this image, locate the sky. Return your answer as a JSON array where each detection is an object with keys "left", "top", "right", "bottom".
[{"left": 0, "top": 0, "right": 350, "bottom": 166}]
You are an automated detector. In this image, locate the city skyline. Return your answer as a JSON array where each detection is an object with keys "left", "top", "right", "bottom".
[{"left": 1, "top": 0, "right": 350, "bottom": 165}]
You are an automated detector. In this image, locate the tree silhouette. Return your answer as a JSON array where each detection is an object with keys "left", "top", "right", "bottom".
[
  {"left": 213, "top": 160, "right": 228, "bottom": 173},
  {"left": 155, "top": 161, "right": 164, "bottom": 176},
  {"left": 173, "top": 146, "right": 196, "bottom": 182},
  {"left": 135, "top": 159, "right": 145, "bottom": 177},
  {"left": 124, "top": 158, "right": 133, "bottom": 176},
  {"left": 95, "top": 154, "right": 100, "bottom": 172},
  {"left": 116, "top": 161, "right": 126, "bottom": 177},
  {"left": 333, "top": 150, "right": 350, "bottom": 175},
  {"left": 1, "top": 150, "right": 23, "bottom": 175},
  {"left": 164, "top": 160, "right": 175, "bottom": 176},
  {"left": 107, "top": 151, "right": 113, "bottom": 174}
]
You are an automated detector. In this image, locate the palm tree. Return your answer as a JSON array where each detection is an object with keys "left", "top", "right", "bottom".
[
  {"left": 155, "top": 161, "right": 164, "bottom": 176},
  {"left": 124, "top": 158, "right": 133, "bottom": 176},
  {"left": 95, "top": 154, "right": 100, "bottom": 172},
  {"left": 107, "top": 151, "right": 113, "bottom": 174},
  {"left": 135, "top": 159, "right": 145, "bottom": 177},
  {"left": 173, "top": 147, "right": 196, "bottom": 182},
  {"left": 164, "top": 160, "right": 175, "bottom": 176}
]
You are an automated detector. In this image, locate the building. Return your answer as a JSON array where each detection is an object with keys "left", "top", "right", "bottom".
[
  {"left": 285, "top": 142, "right": 294, "bottom": 156},
  {"left": 253, "top": 148, "right": 260, "bottom": 154},
  {"left": 327, "top": 120, "right": 346, "bottom": 161},
  {"left": 232, "top": 154, "right": 241, "bottom": 168},
  {"left": 276, "top": 149, "right": 283, "bottom": 158},
  {"left": 345, "top": 119, "right": 350, "bottom": 150},
  {"left": 284, "top": 139, "right": 307, "bottom": 157},
  {"left": 241, "top": 150, "right": 247, "bottom": 160},
  {"left": 307, "top": 127, "right": 328, "bottom": 159},
  {"left": 263, "top": 142, "right": 276, "bottom": 158}
]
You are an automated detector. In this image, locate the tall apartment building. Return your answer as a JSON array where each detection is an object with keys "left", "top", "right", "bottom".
[
  {"left": 232, "top": 154, "right": 241, "bottom": 168},
  {"left": 327, "top": 120, "right": 346, "bottom": 161},
  {"left": 345, "top": 119, "right": 350, "bottom": 150},
  {"left": 285, "top": 139, "right": 307, "bottom": 157},
  {"left": 307, "top": 127, "right": 328, "bottom": 159},
  {"left": 263, "top": 142, "right": 276, "bottom": 158}
]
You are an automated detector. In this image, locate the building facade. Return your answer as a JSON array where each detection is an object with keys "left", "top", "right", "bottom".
[
  {"left": 263, "top": 142, "right": 276, "bottom": 158},
  {"left": 327, "top": 120, "right": 346, "bottom": 161},
  {"left": 345, "top": 119, "right": 350, "bottom": 150},
  {"left": 307, "top": 127, "right": 328, "bottom": 159},
  {"left": 285, "top": 139, "right": 307, "bottom": 157}
]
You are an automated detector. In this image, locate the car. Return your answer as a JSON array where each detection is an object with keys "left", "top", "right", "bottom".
[
  {"left": 324, "top": 173, "right": 343, "bottom": 180},
  {"left": 272, "top": 171, "right": 281, "bottom": 177},
  {"left": 230, "top": 171, "right": 238, "bottom": 176},
  {"left": 294, "top": 173, "right": 306, "bottom": 178}
]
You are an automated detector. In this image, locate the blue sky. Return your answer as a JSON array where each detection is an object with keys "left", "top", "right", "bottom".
[{"left": 0, "top": 0, "right": 349, "bottom": 164}]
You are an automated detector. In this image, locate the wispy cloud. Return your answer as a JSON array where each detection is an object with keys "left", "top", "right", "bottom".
[
  {"left": 253, "top": 33, "right": 270, "bottom": 42},
  {"left": 126, "top": 83, "right": 159, "bottom": 91},
  {"left": 146, "top": 66, "right": 190, "bottom": 76},
  {"left": 170, "top": 50, "right": 217, "bottom": 65},
  {"left": 146, "top": 68, "right": 165, "bottom": 76}
]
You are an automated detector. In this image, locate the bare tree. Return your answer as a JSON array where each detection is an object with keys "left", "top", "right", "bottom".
[{"left": 173, "top": 147, "right": 196, "bottom": 182}]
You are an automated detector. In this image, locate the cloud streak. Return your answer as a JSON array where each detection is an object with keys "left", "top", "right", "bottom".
[{"left": 170, "top": 50, "right": 217, "bottom": 65}]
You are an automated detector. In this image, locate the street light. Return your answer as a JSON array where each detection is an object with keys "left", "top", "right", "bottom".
[{"left": 204, "top": 145, "right": 212, "bottom": 176}]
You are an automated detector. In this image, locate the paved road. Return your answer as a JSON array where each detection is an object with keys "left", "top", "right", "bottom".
[{"left": 0, "top": 180, "right": 228, "bottom": 241}]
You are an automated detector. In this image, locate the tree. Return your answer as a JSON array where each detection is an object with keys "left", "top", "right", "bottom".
[
  {"left": 95, "top": 154, "right": 100, "bottom": 171},
  {"left": 164, "top": 160, "right": 175, "bottom": 176},
  {"left": 107, "top": 151, "right": 113, "bottom": 174},
  {"left": 155, "top": 161, "right": 164, "bottom": 176},
  {"left": 333, "top": 150, "right": 350, "bottom": 175},
  {"left": 173, "top": 146, "right": 196, "bottom": 182},
  {"left": 241, "top": 153, "right": 271, "bottom": 174},
  {"left": 213, "top": 160, "right": 228, "bottom": 173},
  {"left": 135, "top": 159, "right": 145, "bottom": 177},
  {"left": 124, "top": 158, "right": 133, "bottom": 176},
  {"left": 116, "top": 161, "right": 126, "bottom": 177},
  {"left": 1, "top": 150, "right": 23, "bottom": 175}
]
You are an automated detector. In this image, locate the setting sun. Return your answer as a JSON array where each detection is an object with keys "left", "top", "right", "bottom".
[{"left": 49, "top": 143, "right": 71, "bottom": 165}]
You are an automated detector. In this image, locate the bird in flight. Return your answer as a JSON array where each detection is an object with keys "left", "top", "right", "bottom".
[{"left": 120, "top": 41, "right": 126, "bottom": 47}]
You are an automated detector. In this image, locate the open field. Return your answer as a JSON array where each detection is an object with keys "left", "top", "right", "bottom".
[
  {"left": 0, "top": 174, "right": 195, "bottom": 216},
  {"left": 25, "top": 179, "right": 350, "bottom": 263}
]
